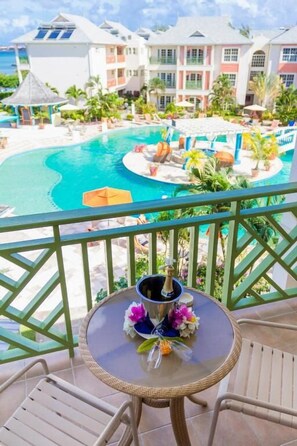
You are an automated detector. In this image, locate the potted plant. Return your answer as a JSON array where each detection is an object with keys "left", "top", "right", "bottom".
[
  {"left": 264, "top": 159, "right": 271, "bottom": 171},
  {"left": 33, "top": 110, "right": 49, "bottom": 129},
  {"left": 149, "top": 162, "right": 158, "bottom": 176}
]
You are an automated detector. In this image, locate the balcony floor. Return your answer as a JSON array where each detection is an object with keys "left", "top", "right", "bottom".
[{"left": 1, "top": 298, "right": 297, "bottom": 445}]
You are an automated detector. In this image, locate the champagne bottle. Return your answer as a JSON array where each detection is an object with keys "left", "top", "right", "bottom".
[{"left": 161, "top": 258, "right": 175, "bottom": 300}]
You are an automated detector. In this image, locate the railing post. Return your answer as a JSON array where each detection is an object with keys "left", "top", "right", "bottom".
[
  {"left": 53, "top": 226, "right": 75, "bottom": 357},
  {"left": 221, "top": 201, "right": 241, "bottom": 309}
]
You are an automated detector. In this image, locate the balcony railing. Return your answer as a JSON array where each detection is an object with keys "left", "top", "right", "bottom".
[
  {"left": 106, "top": 55, "right": 116, "bottom": 64},
  {"left": 0, "top": 183, "right": 296, "bottom": 363},
  {"left": 117, "top": 54, "right": 125, "bottom": 63},
  {"left": 117, "top": 76, "right": 126, "bottom": 85},
  {"left": 107, "top": 78, "right": 116, "bottom": 87},
  {"left": 150, "top": 57, "right": 176, "bottom": 65},
  {"left": 186, "top": 57, "right": 204, "bottom": 65},
  {"left": 164, "top": 82, "right": 176, "bottom": 88},
  {"left": 185, "top": 80, "right": 202, "bottom": 89}
]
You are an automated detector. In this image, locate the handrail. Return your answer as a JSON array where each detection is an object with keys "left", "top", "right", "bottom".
[{"left": 0, "top": 183, "right": 296, "bottom": 363}]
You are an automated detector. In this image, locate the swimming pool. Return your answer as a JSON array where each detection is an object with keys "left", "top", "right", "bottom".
[{"left": 0, "top": 126, "right": 293, "bottom": 216}]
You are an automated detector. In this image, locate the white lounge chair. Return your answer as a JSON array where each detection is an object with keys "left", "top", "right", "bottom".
[
  {"left": 0, "top": 358, "right": 140, "bottom": 446},
  {"left": 208, "top": 319, "right": 297, "bottom": 446}
]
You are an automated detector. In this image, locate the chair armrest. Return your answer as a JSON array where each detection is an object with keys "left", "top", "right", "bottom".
[
  {"left": 0, "top": 358, "right": 49, "bottom": 393},
  {"left": 238, "top": 318, "right": 297, "bottom": 331},
  {"left": 92, "top": 401, "right": 133, "bottom": 446}
]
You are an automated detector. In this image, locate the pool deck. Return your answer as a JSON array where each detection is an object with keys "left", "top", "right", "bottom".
[{"left": 123, "top": 141, "right": 283, "bottom": 185}]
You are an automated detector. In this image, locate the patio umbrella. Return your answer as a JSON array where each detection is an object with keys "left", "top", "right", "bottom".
[
  {"left": 244, "top": 104, "right": 266, "bottom": 112},
  {"left": 175, "top": 100, "right": 195, "bottom": 108},
  {"left": 83, "top": 186, "right": 133, "bottom": 207},
  {"left": 59, "top": 103, "right": 80, "bottom": 111}
]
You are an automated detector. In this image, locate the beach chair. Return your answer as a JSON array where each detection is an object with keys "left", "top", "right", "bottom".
[
  {"left": 0, "top": 359, "right": 140, "bottom": 446},
  {"left": 208, "top": 319, "right": 297, "bottom": 446},
  {"left": 144, "top": 114, "right": 153, "bottom": 124},
  {"left": 133, "top": 114, "right": 146, "bottom": 125},
  {"left": 20, "top": 107, "right": 33, "bottom": 125},
  {"left": 153, "top": 141, "right": 172, "bottom": 163}
]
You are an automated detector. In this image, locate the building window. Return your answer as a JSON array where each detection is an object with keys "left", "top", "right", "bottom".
[
  {"left": 158, "top": 49, "right": 176, "bottom": 62},
  {"left": 133, "top": 70, "right": 138, "bottom": 76},
  {"left": 251, "top": 51, "right": 265, "bottom": 67},
  {"left": 223, "top": 48, "right": 239, "bottom": 62},
  {"left": 160, "top": 95, "right": 173, "bottom": 108},
  {"left": 282, "top": 48, "right": 297, "bottom": 62},
  {"left": 224, "top": 73, "right": 237, "bottom": 86},
  {"left": 280, "top": 74, "right": 295, "bottom": 87},
  {"left": 249, "top": 71, "right": 264, "bottom": 81},
  {"left": 133, "top": 48, "right": 137, "bottom": 55}
]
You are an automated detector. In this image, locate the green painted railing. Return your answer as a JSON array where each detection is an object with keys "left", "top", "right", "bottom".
[
  {"left": 150, "top": 57, "right": 177, "bottom": 65},
  {"left": 0, "top": 183, "right": 296, "bottom": 363},
  {"left": 186, "top": 57, "right": 204, "bottom": 65},
  {"left": 185, "top": 80, "right": 203, "bottom": 89}
]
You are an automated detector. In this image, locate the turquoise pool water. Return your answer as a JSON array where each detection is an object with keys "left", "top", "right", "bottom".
[{"left": 0, "top": 126, "right": 293, "bottom": 216}]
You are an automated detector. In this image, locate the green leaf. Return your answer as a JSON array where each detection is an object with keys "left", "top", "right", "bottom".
[
  {"left": 137, "top": 338, "right": 158, "bottom": 353},
  {"left": 136, "top": 336, "right": 185, "bottom": 353}
]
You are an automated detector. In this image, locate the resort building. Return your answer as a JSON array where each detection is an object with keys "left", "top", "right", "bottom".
[
  {"left": 99, "top": 20, "right": 148, "bottom": 95},
  {"left": 12, "top": 13, "right": 127, "bottom": 96},
  {"left": 10, "top": 14, "right": 297, "bottom": 108},
  {"left": 146, "top": 16, "right": 252, "bottom": 110},
  {"left": 247, "top": 26, "right": 297, "bottom": 104}
]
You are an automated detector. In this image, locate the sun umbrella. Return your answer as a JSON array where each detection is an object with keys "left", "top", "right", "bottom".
[
  {"left": 59, "top": 103, "right": 80, "bottom": 111},
  {"left": 243, "top": 104, "right": 266, "bottom": 112},
  {"left": 83, "top": 186, "right": 133, "bottom": 207},
  {"left": 175, "top": 100, "right": 195, "bottom": 108}
]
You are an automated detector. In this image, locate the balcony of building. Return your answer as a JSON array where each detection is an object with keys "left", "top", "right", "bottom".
[
  {"left": 149, "top": 57, "right": 177, "bottom": 65},
  {"left": 0, "top": 183, "right": 296, "bottom": 444},
  {"left": 186, "top": 56, "right": 204, "bottom": 66},
  {"left": 185, "top": 80, "right": 203, "bottom": 90},
  {"left": 106, "top": 54, "right": 116, "bottom": 64},
  {"left": 117, "top": 53, "right": 125, "bottom": 63}
]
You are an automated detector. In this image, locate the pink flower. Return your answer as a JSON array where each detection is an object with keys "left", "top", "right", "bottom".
[{"left": 128, "top": 303, "right": 146, "bottom": 323}]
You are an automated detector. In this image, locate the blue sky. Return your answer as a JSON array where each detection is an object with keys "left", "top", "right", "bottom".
[{"left": 0, "top": 0, "right": 296, "bottom": 45}]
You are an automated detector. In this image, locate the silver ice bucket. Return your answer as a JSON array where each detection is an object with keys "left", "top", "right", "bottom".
[{"left": 136, "top": 274, "right": 183, "bottom": 323}]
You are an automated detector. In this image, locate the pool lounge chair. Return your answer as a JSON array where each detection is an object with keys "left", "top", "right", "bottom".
[{"left": 133, "top": 114, "right": 146, "bottom": 125}]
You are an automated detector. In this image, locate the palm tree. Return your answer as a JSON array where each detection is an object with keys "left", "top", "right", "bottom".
[
  {"left": 85, "top": 75, "right": 103, "bottom": 97},
  {"left": 276, "top": 84, "right": 297, "bottom": 124},
  {"left": 65, "top": 85, "right": 87, "bottom": 105},
  {"left": 45, "top": 82, "right": 59, "bottom": 95},
  {"left": 208, "top": 74, "right": 234, "bottom": 113},
  {"left": 182, "top": 149, "right": 205, "bottom": 171},
  {"left": 244, "top": 130, "right": 279, "bottom": 171},
  {"left": 148, "top": 77, "right": 166, "bottom": 110},
  {"left": 249, "top": 73, "right": 282, "bottom": 108},
  {"left": 176, "top": 157, "right": 250, "bottom": 259}
]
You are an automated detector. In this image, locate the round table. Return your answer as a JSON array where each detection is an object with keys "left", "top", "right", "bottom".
[{"left": 79, "top": 287, "right": 242, "bottom": 446}]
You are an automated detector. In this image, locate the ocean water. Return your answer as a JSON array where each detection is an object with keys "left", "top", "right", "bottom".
[{"left": 0, "top": 49, "right": 26, "bottom": 75}]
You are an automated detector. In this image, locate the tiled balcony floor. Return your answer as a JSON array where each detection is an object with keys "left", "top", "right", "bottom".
[{"left": 2, "top": 298, "right": 297, "bottom": 446}]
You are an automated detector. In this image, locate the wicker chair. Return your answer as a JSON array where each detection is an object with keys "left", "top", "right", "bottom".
[
  {"left": 0, "top": 359, "right": 140, "bottom": 446},
  {"left": 208, "top": 319, "right": 297, "bottom": 446}
]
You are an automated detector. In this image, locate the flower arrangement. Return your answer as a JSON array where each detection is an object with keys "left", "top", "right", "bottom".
[
  {"left": 123, "top": 302, "right": 146, "bottom": 338},
  {"left": 169, "top": 305, "right": 200, "bottom": 338},
  {"left": 123, "top": 301, "right": 199, "bottom": 339}
]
